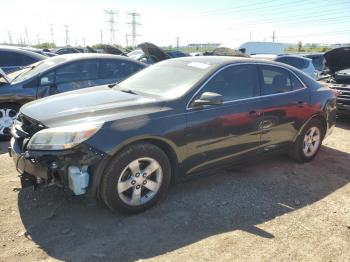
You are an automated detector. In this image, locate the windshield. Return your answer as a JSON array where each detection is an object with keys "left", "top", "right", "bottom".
[
  {"left": 11, "top": 57, "right": 67, "bottom": 84},
  {"left": 118, "top": 60, "right": 214, "bottom": 98}
]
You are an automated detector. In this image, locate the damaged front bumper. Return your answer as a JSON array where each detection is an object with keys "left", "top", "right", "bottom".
[{"left": 9, "top": 137, "right": 108, "bottom": 195}]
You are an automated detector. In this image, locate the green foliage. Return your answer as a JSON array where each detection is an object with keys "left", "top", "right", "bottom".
[{"left": 32, "top": 42, "right": 56, "bottom": 49}]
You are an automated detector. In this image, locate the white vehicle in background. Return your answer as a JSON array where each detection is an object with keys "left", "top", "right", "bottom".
[
  {"left": 274, "top": 55, "right": 318, "bottom": 80},
  {"left": 238, "top": 41, "right": 285, "bottom": 55}
]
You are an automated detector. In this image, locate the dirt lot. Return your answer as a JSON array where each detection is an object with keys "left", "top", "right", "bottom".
[{"left": 0, "top": 118, "right": 350, "bottom": 262}]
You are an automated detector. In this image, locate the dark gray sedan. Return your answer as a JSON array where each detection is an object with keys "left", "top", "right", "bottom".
[{"left": 0, "top": 53, "right": 146, "bottom": 137}]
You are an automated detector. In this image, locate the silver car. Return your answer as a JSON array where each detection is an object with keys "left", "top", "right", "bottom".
[{"left": 274, "top": 55, "right": 317, "bottom": 79}]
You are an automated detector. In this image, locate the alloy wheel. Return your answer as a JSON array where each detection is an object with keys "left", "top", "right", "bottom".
[
  {"left": 0, "top": 108, "right": 17, "bottom": 135},
  {"left": 117, "top": 157, "right": 163, "bottom": 206},
  {"left": 303, "top": 126, "right": 321, "bottom": 157}
]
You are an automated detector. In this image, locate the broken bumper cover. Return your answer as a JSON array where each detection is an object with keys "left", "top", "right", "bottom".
[{"left": 9, "top": 137, "right": 108, "bottom": 190}]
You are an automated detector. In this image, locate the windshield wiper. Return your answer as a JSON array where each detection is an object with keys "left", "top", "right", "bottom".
[
  {"left": 11, "top": 65, "right": 36, "bottom": 81},
  {"left": 119, "top": 88, "right": 137, "bottom": 95}
]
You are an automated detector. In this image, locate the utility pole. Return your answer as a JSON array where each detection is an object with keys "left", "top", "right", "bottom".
[
  {"left": 104, "top": 10, "right": 118, "bottom": 44},
  {"left": 49, "top": 24, "right": 55, "bottom": 44},
  {"left": 7, "top": 31, "right": 12, "bottom": 45},
  {"left": 82, "top": 37, "right": 86, "bottom": 46},
  {"left": 36, "top": 34, "right": 40, "bottom": 45},
  {"left": 249, "top": 32, "right": 252, "bottom": 41},
  {"left": 176, "top": 37, "right": 180, "bottom": 49},
  {"left": 64, "top": 24, "right": 70, "bottom": 46},
  {"left": 100, "top": 29, "right": 103, "bottom": 44},
  {"left": 271, "top": 30, "right": 276, "bottom": 42},
  {"left": 127, "top": 12, "right": 141, "bottom": 47},
  {"left": 125, "top": 33, "right": 129, "bottom": 47},
  {"left": 24, "top": 26, "right": 29, "bottom": 45}
]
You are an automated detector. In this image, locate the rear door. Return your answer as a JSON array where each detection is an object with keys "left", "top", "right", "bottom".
[
  {"left": 184, "top": 64, "right": 264, "bottom": 173},
  {"left": 257, "top": 64, "right": 311, "bottom": 150}
]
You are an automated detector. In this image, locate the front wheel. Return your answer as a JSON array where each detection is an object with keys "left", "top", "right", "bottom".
[
  {"left": 289, "top": 119, "right": 324, "bottom": 163},
  {"left": 0, "top": 104, "right": 19, "bottom": 140},
  {"left": 101, "top": 142, "right": 171, "bottom": 214}
]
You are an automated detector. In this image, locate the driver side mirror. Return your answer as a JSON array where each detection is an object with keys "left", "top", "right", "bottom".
[{"left": 192, "top": 92, "right": 224, "bottom": 107}]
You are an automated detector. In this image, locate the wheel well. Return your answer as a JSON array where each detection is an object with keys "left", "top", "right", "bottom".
[
  {"left": 0, "top": 102, "right": 22, "bottom": 110},
  {"left": 312, "top": 115, "right": 328, "bottom": 137},
  {"left": 137, "top": 138, "right": 179, "bottom": 183}
]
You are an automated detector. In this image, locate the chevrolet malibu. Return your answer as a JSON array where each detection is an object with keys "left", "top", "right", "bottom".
[{"left": 9, "top": 57, "right": 337, "bottom": 214}]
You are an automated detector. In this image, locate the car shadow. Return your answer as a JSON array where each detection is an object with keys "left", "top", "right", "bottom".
[
  {"left": 17, "top": 145, "right": 350, "bottom": 262},
  {"left": 336, "top": 115, "right": 350, "bottom": 130},
  {"left": 0, "top": 141, "right": 9, "bottom": 155}
]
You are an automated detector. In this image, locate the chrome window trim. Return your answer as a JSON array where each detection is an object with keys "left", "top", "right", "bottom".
[{"left": 186, "top": 62, "right": 307, "bottom": 110}]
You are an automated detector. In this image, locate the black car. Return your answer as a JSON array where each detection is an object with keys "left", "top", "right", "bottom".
[
  {"left": 0, "top": 53, "right": 146, "bottom": 137},
  {"left": 9, "top": 56, "right": 336, "bottom": 214},
  {"left": 0, "top": 46, "right": 47, "bottom": 73}
]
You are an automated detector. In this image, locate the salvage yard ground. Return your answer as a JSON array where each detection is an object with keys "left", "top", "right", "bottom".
[{"left": 0, "top": 117, "right": 350, "bottom": 262}]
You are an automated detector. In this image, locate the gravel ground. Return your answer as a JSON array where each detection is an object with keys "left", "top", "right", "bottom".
[{"left": 0, "top": 118, "right": 350, "bottom": 262}]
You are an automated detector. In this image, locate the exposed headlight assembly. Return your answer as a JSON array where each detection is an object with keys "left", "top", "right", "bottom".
[{"left": 27, "top": 123, "right": 103, "bottom": 150}]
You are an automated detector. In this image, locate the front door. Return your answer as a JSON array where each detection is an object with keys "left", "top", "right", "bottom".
[{"left": 184, "top": 64, "right": 264, "bottom": 174}]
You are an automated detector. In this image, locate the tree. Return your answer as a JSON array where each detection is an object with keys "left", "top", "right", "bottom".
[{"left": 297, "top": 41, "right": 302, "bottom": 52}]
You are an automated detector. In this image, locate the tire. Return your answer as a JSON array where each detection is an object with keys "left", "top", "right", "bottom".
[
  {"left": 101, "top": 142, "right": 171, "bottom": 214},
  {"left": 289, "top": 119, "right": 324, "bottom": 163},
  {"left": 0, "top": 104, "right": 19, "bottom": 140}
]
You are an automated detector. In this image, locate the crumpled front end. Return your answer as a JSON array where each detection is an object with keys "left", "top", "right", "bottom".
[{"left": 9, "top": 114, "right": 108, "bottom": 195}]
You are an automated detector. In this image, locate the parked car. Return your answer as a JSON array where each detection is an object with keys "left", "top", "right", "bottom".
[
  {"left": 21, "top": 47, "right": 57, "bottom": 57},
  {"left": 0, "top": 53, "right": 146, "bottom": 137},
  {"left": 325, "top": 47, "right": 350, "bottom": 115},
  {"left": 274, "top": 55, "right": 317, "bottom": 79},
  {"left": 0, "top": 46, "right": 47, "bottom": 73},
  {"left": 302, "top": 53, "right": 326, "bottom": 72},
  {"left": 9, "top": 56, "right": 336, "bottom": 214},
  {"left": 53, "top": 47, "right": 83, "bottom": 55},
  {"left": 128, "top": 42, "right": 189, "bottom": 64}
]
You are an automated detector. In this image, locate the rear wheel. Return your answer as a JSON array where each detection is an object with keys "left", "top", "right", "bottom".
[
  {"left": 101, "top": 142, "right": 171, "bottom": 214},
  {"left": 0, "top": 104, "right": 19, "bottom": 140},
  {"left": 289, "top": 119, "right": 324, "bottom": 162}
]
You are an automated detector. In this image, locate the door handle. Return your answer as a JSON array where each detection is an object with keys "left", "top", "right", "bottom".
[
  {"left": 291, "top": 101, "right": 304, "bottom": 108},
  {"left": 248, "top": 110, "right": 261, "bottom": 118}
]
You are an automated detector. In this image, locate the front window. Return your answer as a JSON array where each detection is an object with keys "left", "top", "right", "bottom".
[
  {"left": 117, "top": 60, "right": 214, "bottom": 98},
  {"left": 198, "top": 64, "right": 259, "bottom": 101}
]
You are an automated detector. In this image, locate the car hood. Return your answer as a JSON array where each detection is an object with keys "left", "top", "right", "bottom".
[
  {"left": 138, "top": 42, "right": 171, "bottom": 62},
  {"left": 20, "top": 85, "right": 166, "bottom": 128},
  {"left": 324, "top": 47, "right": 350, "bottom": 73},
  {"left": 102, "top": 44, "right": 127, "bottom": 56}
]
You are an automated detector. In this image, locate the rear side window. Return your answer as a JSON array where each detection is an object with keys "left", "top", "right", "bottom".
[
  {"left": 259, "top": 65, "right": 292, "bottom": 95},
  {"left": 200, "top": 64, "right": 259, "bottom": 101},
  {"left": 55, "top": 60, "right": 99, "bottom": 84},
  {"left": 276, "top": 57, "right": 308, "bottom": 69},
  {"left": 290, "top": 73, "right": 304, "bottom": 90},
  {"left": 0, "top": 51, "right": 23, "bottom": 66},
  {"left": 22, "top": 55, "right": 37, "bottom": 65},
  {"left": 99, "top": 60, "right": 144, "bottom": 80}
]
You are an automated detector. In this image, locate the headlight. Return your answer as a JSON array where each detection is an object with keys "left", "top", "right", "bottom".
[{"left": 27, "top": 122, "right": 103, "bottom": 150}]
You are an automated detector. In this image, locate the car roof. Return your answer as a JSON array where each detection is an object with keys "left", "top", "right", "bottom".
[
  {"left": 0, "top": 46, "right": 47, "bottom": 60},
  {"left": 275, "top": 54, "right": 312, "bottom": 61},
  {"left": 51, "top": 53, "right": 146, "bottom": 65}
]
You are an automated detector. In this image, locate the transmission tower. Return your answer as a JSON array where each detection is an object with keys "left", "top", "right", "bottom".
[
  {"left": 127, "top": 12, "right": 141, "bottom": 47},
  {"left": 104, "top": 10, "right": 118, "bottom": 44},
  {"left": 64, "top": 24, "right": 70, "bottom": 46}
]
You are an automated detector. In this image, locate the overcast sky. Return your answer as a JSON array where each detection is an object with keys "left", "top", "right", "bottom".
[{"left": 1, "top": 0, "right": 349, "bottom": 47}]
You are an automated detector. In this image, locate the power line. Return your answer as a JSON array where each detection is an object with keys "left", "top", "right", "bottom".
[
  {"left": 127, "top": 12, "right": 141, "bottom": 47},
  {"left": 104, "top": 10, "right": 118, "bottom": 44}
]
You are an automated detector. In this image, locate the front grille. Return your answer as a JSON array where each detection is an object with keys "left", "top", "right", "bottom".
[
  {"left": 330, "top": 84, "right": 350, "bottom": 107},
  {"left": 13, "top": 114, "right": 46, "bottom": 150}
]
